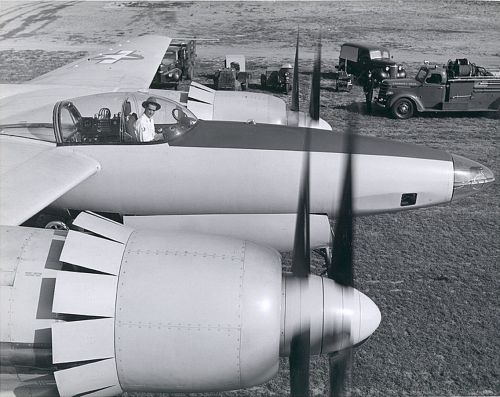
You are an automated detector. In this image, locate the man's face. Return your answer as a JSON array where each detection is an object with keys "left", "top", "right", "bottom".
[{"left": 145, "top": 105, "right": 156, "bottom": 118}]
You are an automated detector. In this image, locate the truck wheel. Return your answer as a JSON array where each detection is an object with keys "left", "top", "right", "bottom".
[
  {"left": 45, "top": 220, "right": 69, "bottom": 230},
  {"left": 391, "top": 98, "right": 414, "bottom": 119}
]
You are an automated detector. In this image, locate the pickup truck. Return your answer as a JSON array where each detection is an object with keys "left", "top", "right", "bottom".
[
  {"left": 338, "top": 42, "right": 406, "bottom": 111},
  {"left": 151, "top": 40, "right": 196, "bottom": 90},
  {"left": 376, "top": 59, "right": 500, "bottom": 119}
]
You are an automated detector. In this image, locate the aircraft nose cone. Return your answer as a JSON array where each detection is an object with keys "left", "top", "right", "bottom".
[
  {"left": 352, "top": 290, "right": 382, "bottom": 344},
  {"left": 452, "top": 154, "right": 495, "bottom": 201}
]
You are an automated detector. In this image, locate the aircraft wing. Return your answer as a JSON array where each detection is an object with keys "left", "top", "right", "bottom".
[
  {"left": 0, "top": 136, "right": 101, "bottom": 226},
  {"left": 29, "top": 35, "right": 172, "bottom": 90}
]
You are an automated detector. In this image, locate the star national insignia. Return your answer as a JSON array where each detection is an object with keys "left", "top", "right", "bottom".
[{"left": 92, "top": 50, "right": 144, "bottom": 64}]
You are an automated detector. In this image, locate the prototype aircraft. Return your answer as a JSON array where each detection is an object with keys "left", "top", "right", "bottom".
[
  {"left": 0, "top": 54, "right": 376, "bottom": 395},
  {"left": 0, "top": 33, "right": 493, "bottom": 397},
  {"left": 0, "top": 34, "right": 495, "bottom": 236}
]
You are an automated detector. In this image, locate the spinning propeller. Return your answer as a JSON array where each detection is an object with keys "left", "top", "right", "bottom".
[
  {"left": 288, "top": 33, "right": 360, "bottom": 397},
  {"left": 290, "top": 30, "right": 300, "bottom": 113},
  {"left": 327, "top": 114, "right": 356, "bottom": 397}
]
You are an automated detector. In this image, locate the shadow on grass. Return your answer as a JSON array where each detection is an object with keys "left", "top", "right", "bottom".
[
  {"left": 337, "top": 101, "right": 499, "bottom": 120},
  {"left": 330, "top": 101, "right": 387, "bottom": 117}
]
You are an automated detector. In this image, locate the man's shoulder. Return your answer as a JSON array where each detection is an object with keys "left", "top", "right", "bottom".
[{"left": 137, "top": 113, "right": 149, "bottom": 123}]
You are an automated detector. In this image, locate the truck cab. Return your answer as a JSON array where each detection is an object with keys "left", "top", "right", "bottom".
[
  {"left": 377, "top": 61, "right": 500, "bottom": 119},
  {"left": 338, "top": 42, "right": 406, "bottom": 87},
  {"left": 151, "top": 41, "right": 196, "bottom": 90},
  {"left": 414, "top": 66, "right": 448, "bottom": 109}
]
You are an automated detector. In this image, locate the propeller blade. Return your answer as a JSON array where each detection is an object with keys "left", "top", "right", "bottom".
[
  {"left": 291, "top": 129, "right": 311, "bottom": 278},
  {"left": 290, "top": 324, "right": 311, "bottom": 396},
  {"left": 291, "top": 32, "right": 322, "bottom": 277},
  {"left": 327, "top": 114, "right": 358, "bottom": 397},
  {"left": 289, "top": 33, "right": 327, "bottom": 397},
  {"left": 329, "top": 344, "right": 353, "bottom": 397},
  {"left": 308, "top": 34, "right": 321, "bottom": 122},
  {"left": 289, "top": 121, "right": 311, "bottom": 396},
  {"left": 290, "top": 29, "right": 300, "bottom": 112},
  {"left": 327, "top": 117, "right": 356, "bottom": 287},
  {"left": 289, "top": 33, "right": 323, "bottom": 397}
]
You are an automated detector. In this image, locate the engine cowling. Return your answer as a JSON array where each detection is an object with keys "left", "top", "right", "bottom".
[
  {"left": 114, "top": 230, "right": 282, "bottom": 392},
  {"left": 1, "top": 212, "right": 381, "bottom": 396}
]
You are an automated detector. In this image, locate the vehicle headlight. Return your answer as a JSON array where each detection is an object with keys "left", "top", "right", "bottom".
[
  {"left": 385, "top": 66, "right": 390, "bottom": 72},
  {"left": 398, "top": 65, "right": 403, "bottom": 71},
  {"left": 168, "top": 72, "right": 173, "bottom": 78}
]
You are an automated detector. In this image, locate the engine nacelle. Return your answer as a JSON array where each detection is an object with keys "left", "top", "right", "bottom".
[
  {"left": 0, "top": 217, "right": 283, "bottom": 396},
  {"left": 115, "top": 230, "right": 282, "bottom": 392},
  {"left": 123, "top": 213, "right": 332, "bottom": 252},
  {"left": 0, "top": 213, "right": 381, "bottom": 396}
]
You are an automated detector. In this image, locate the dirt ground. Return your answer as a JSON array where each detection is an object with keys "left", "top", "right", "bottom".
[{"left": 0, "top": 1, "right": 499, "bottom": 396}]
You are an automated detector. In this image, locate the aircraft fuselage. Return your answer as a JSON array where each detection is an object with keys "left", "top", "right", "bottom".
[{"left": 52, "top": 121, "right": 454, "bottom": 217}]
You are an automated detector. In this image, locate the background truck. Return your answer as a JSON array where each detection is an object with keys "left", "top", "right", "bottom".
[
  {"left": 376, "top": 59, "right": 500, "bottom": 119},
  {"left": 338, "top": 42, "right": 406, "bottom": 86},
  {"left": 260, "top": 63, "right": 294, "bottom": 94},
  {"left": 337, "top": 42, "right": 406, "bottom": 110},
  {"left": 151, "top": 40, "right": 196, "bottom": 90},
  {"left": 213, "top": 55, "right": 250, "bottom": 91}
]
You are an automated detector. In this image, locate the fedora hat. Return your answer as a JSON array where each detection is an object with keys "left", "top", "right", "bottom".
[{"left": 142, "top": 97, "right": 161, "bottom": 110}]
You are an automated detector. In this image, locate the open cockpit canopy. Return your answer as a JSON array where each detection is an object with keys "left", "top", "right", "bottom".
[{"left": 53, "top": 92, "right": 198, "bottom": 145}]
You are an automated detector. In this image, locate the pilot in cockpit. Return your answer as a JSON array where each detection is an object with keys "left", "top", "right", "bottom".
[{"left": 135, "top": 97, "right": 164, "bottom": 142}]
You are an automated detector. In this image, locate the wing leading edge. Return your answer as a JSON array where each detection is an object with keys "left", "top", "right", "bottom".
[
  {"left": 0, "top": 136, "right": 100, "bottom": 226},
  {"left": 29, "top": 35, "right": 172, "bottom": 90}
]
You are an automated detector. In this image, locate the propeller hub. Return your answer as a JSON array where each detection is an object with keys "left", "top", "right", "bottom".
[{"left": 280, "top": 274, "right": 381, "bottom": 357}]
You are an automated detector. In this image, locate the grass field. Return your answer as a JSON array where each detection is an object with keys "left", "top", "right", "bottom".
[{"left": 0, "top": 1, "right": 498, "bottom": 396}]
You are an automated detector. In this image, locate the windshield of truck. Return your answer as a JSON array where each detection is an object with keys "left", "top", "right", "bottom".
[
  {"left": 369, "top": 50, "right": 390, "bottom": 59},
  {"left": 415, "top": 68, "right": 428, "bottom": 83},
  {"left": 161, "top": 50, "right": 177, "bottom": 66}
]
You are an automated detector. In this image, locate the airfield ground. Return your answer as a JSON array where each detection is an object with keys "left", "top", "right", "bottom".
[{"left": 0, "top": 1, "right": 498, "bottom": 396}]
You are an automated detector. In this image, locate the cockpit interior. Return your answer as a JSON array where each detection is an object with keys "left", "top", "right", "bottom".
[{"left": 53, "top": 92, "right": 198, "bottom": 145}]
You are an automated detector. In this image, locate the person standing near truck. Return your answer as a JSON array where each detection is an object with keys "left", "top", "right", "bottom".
[{"left": 363, "top": 71, "right": 374, "bottom": 113}]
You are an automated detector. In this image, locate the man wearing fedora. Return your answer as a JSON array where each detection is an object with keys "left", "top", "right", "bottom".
[{"left": 135, "top": 97, "right": 163, "bottom": 142}]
